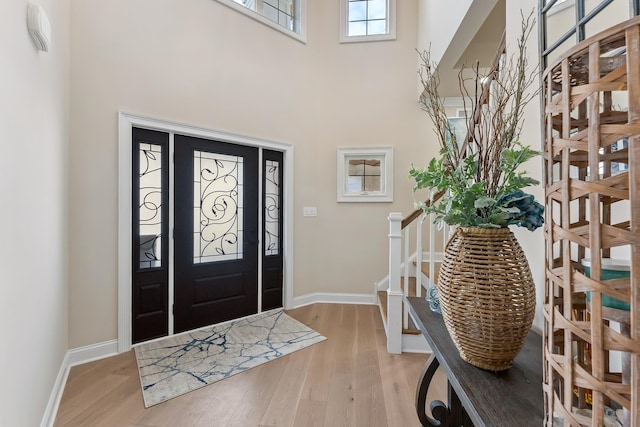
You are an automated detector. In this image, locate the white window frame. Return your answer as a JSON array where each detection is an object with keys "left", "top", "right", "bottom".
[
  {"left": 339, "top": 0, "right": 396, "bottom": 43},
  {"left": 214, "top": 0, "right": 307, "bottom": 43}
]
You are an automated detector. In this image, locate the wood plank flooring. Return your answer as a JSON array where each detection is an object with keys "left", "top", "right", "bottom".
[{"left": 55, "top": 303, "right": 446, "bottom": 427}]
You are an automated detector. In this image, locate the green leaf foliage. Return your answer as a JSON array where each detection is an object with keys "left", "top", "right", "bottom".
[{"left": 410, "top": 142, "right": 544, "bottom": 230}]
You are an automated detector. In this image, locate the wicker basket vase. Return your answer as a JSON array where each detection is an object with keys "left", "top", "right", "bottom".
[{"left": 437, "top": 227, "right": 536, "bottom": 371}]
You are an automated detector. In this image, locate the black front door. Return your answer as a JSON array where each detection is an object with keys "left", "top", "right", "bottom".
[{"left": 173, "top": 135, "right": 259, "bottom": 333}]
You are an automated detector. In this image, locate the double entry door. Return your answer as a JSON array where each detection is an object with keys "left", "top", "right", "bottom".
[{"left": 131, "top": 128, "right": 284, "bottom": 344}]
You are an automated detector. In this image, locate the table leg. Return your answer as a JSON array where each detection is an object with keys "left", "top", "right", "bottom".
[
  {"left": 416, "top": 354, "right": 453, "bottom": 426},
  {"left": 447, "top": 381, "right": 472, "bottom": 426}
]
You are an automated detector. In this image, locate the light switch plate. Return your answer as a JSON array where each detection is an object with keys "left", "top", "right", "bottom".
[{"left": 303, "top": 207, "right": 317, "bottom": 217}]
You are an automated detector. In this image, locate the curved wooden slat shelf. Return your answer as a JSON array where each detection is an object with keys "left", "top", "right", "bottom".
[{"left": 543, "top": 15, "right": 640, "bottom": 427}]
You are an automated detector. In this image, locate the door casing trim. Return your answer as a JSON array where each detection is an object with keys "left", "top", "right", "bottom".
[{"left": 118, "top": 111, "right": 294, "bottom": 353}]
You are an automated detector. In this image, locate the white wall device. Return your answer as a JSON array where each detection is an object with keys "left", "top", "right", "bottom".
[{"left": 27, "top": 3, "right": 51, "bottom": 52}]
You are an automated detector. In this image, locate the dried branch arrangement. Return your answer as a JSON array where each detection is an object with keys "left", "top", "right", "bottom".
[{"left": 410, "top": 11, "right": 544, "bottom": 231}]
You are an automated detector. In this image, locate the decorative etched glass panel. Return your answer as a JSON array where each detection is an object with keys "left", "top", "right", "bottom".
[
  {"left": 139, "top": 143, "right": 163, "bottom": 269},
  {"left": 193, "top": 151, "right": 244, "bottom": 264},
  {"left": 264, "top": 160, "right": 280, "bottom": 256}
]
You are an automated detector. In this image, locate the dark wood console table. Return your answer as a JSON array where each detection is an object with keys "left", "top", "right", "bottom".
[{"left": 407, "top": 297, "right": 544, "bottom": 427}]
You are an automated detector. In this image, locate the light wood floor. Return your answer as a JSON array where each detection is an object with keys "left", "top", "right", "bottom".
[{"left": 54, "top": 303, "right": 445, "bottom": 427}]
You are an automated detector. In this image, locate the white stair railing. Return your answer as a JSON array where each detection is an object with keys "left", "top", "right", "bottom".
[
  {"left": 385, "top": 190, "right": 447, "bottom": 354},
  {"left": 416, "top": 218, "right": 423, "bottom": 295},
  {"left": 428, "top": 191, "right": 436, "bottom": 289},
  {"left": 402, "top": 226, "right": 410, "bottom": 330},
  {"left": 401, "top": 218, "right": 425, "bottom": 331},
  {"left": 386, "top": 210, "right": 433, "bottom": 354},
  {"left": 387, "top": 213, "right": 403, "bottom": 354}
]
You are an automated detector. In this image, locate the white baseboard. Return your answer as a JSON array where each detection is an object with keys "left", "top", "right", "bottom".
[
  {"left": 67, "top": 339, "right": 119, "bottom": 367},
  {"left": 41, "top": 340, "right": 119, "bottom": 427},
  {"left": 375, "top": 277, "right": 389, "bottom": 291},
  {"left": 291, "top": 292, "right": 377, "bottom": 308}
]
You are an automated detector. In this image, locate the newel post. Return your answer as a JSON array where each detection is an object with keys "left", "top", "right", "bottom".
[{"left": 387, "top": 212, "right": 403, "bottom": 354}]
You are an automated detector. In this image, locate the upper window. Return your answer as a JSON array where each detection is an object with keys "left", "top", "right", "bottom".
[
  {"left": 340, "top": 0, "right": 396, "bottom": 43},
  {"left": 215, "top": 0, "right": 305, "bottom": 43}
]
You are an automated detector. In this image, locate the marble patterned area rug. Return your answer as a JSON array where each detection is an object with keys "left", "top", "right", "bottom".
[{"left": 134, "top": 309, "right": 326, "bottom": 407}]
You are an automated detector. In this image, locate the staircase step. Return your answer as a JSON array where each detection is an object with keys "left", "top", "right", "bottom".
[
  {"left": 377, "top": 288, "right": 422, "bottom": 335},
  {"left": 417, "top": 261, "right": 441, "bottom": 281},
  {"left": 401, "top": 276, "right": 428, "bottom": 298},
  {"left": 401, "top": 276, "right": 415, "bottom": 296},
  {"left": 403, "top": 315, "right": 422, "bottom": 335},
  {"left": 377, "top": 290, "right": 387, "bottom": 319}
]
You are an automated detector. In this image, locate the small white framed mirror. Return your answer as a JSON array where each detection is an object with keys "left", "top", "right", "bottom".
[{"left": 337, "top": 147, "right": 393, "bottom": 202}]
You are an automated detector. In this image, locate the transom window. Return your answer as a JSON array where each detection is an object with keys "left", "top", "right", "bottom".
[
  {"left": 264, "top": 0, "right": 295, "bottom": 29},
  {"left": 215, "top": 0, "right": 305, "bottom": 43},
  {"left": 340, "top": 0, "right": 396, "bottom": 43}
]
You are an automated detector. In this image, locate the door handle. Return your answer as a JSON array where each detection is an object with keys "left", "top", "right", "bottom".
[{"left": 245, "top": 230, "right": 259, "bottom": 246}]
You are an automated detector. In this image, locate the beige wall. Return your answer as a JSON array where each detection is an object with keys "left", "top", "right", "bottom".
[
  {"left": 418, "top": 0, "right": 500, "bottom": 78},
  {"left": 505, "top": 1, "right": 547, "bottom": 333},
  {"left": 0, "top": 0, "right": 70, "bottom": 425},
  {"left": 68, "top": 0, "right": 439, "bottom": 347},
  {"left": 418, "top": 0, "right": 473, "bottom": 62}
]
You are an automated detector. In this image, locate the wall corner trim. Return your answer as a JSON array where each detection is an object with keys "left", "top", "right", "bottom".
[{"left": 40, "top": 351, "right": 70, "bottom": 427}]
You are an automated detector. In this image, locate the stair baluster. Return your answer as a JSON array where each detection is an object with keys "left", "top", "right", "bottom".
[{"left": 386, "top": 212, "right": 403, "bottom": 354}]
